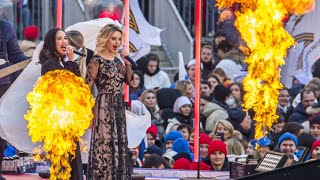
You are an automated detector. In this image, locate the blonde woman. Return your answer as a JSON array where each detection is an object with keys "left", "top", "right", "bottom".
[
  {"left": 140, "top": 89, "right": 165, "bottom": 141},
  {"left": 85, "top": 24, "right": 133, "bottom": 179},
  {"left": 175, "top": 80, "right": 194, "bottom": 99},
  {"left": 210, "top": 119, "right": 234, "bottom": 142},
  {"left": 225, "top": 138, "right": 245, "bottom": 155},
  {"left": 66, "top": 30, "right": 94, "bottom": 79}
]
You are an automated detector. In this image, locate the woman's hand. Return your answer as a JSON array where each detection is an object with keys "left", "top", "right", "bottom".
[
  {"left": 120, "top": 49, "right": 131, "bottom": 66},
  {"left": 66, "top": 45, "right": 75, "bottom": 61}
]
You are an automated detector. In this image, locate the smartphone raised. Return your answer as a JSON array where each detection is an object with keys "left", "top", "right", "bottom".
[{"left": 217, "top": 132, "right": 225, "bottom": 142}]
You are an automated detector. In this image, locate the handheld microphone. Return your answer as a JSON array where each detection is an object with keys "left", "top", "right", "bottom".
[
  {"left": 118, "top": 47, "right": 138, "bottom": 70},
  {"left": 73, "top": 50, "right": 86, "bottom": 57}
]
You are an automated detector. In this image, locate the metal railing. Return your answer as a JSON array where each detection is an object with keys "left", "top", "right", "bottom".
[
  {"left": 173, "top": 0, "right": 216, "bottom": 38},
  {"left": 152, "top": 0, "right": 194, "bottom": 66}
]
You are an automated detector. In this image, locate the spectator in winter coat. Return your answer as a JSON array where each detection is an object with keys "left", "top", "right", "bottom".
[
  {"left": 216, "top": 40, "right": 245, "bottom": 81},
  {"left": 141, "top": 90, "right": 165, "bottom": 141},
  {"left": 175, "top": 80, "right": 194, "bottom": 100},
  {"left": 210, "top": 119, "right": 234, "bottom": 142},
  {"left": 139, "top": 53, "right": 171, "bottom": 89},
  {"left": 201, "top": 97, "right": 229, "bottom": 132},
  {"left": 206, "top": 74, "right": 221, "bottom": 94},
  {"left": 164, "top": 130, "right": 183, "bottom": 150},
  {"left": 204, "top": 140, "right": 230, "bottom": 171},
  {"left": 289, "top": 88, "right": 316, "bottom": 124},
  {"left": 129, "top": 70, "right": 146, "bottom": 100},
  {"left": 129, "top": 146, "right": 142, "bottom": 167},
  {"left": 310, "top": 140, "right": 320, "bottom": 160},
  {"left": 177, "top": 124, "right": 192, "bottom": 141},
  {"left": 278, "top": 88, "right": 291, "bottom": 114},
  {"left": 20, "top": 25, "right": 39, "bottom": 57},
  {"left": 201, "top": 45, "right": 216, "bottom": 80},
  {"left": 228, "top": 108, "right": 254, "bottom": 141},
  {"left": 166, "top": 96, "right": 193, "bottom": 133},
  {"left": 172, "top": 138, "right": 194, "bottom": 161},
  {"left": 199, "top": 133, "right": 212, "bottom": 159},
  {"left": 143, "top": 154, "right": 166, "bottom": 169},
  {"left": 309, "top": 113, "right": 320, "bottom": 140},
  {"left": 277, "top": 132, "right": 299, "bottom": 159}
]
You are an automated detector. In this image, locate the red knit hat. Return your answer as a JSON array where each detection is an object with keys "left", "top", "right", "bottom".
[
  {"left": 311, "top": 140, "right": 320, "bottom": 155},
  {"left": 99, "top": 10, "right": 119, "bottom": 21},
  {"left": 23, "top": 25, "right": 39, "bottom": 41},
  {"left": 208, "top": 140, "right": 227, "bottom": 157},
  {"left": 146, "top": 124, "right": 158, "bottom": 138},
  {"left": 199, "top": 133, "right": 212, "bottom": 145},
  {"left": 189, "top": 162, "right": 211, "bottom": 170},
  {"left": 173, "top": 158, "right": 191, "bottom": 170}
]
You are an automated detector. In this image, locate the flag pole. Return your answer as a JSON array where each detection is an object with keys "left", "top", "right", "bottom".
[
  {"left": 124, "top": 0, "right": 130, "bottom": 102},
  {"left": 194, "top": 0, "right": 202, "bottom": 178},
  {"left": 56, "top": 0, "right": 63, "bottom": 28}
]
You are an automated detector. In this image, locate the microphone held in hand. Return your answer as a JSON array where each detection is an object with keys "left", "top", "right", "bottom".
[
  {"left": 118, "top": 47, "right": 138, "bottom": 70},
  {"left": 73, "top": 50, "right": 86, "bottom": 57}
]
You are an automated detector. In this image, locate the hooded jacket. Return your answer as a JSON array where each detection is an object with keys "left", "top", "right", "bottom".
[
  {"left": 137, "top": 55, "right": 171, "bottom": 89},
  {"left": 202, "top": 102, "right": 229, "bottom": 131},
  {"left": 288, "top": 103, "right": 309, "bottom": 124},
  {"left": 19, "top": 40, "right": 37, "bottom": 57},
  {"left": 215, "top": 49, "right": 245, "bottom": 80}
]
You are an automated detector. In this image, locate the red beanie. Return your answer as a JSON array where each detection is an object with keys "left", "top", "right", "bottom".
[
  {"left": 146, "top": 124, "right": 158, "bottom": 138},
  {"left": 99, "top": 10, "right": 119, "bottom": 21},
  {"left": 208, "top": 140, "right": 227, "bottom": 157},
  {"left": 189, "top": 162, "right": 211, "bottom": 170},
  {"left": 199, "top": 133, "right": 212, "bottom": 145},
  {"left": 311, "top": 140, "right": 320, "bottom": 155},
  {"left": 23, "top": 25, "right": 39, "bottom": 41},
  {"left": 173, "top": 158, "right": 191, "bottom": 170}
]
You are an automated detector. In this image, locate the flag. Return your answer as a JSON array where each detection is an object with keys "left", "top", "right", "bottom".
[
  {"left": 178, "top": 52, "right": 188, "bottom": 81},
  {"left": 281, "top": 0, "right": 320, "bottom": 88},
  {"left": 123, "top": 0, "right": 162, "bottom": 61}
]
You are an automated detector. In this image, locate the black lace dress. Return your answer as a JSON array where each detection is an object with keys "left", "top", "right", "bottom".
[{"left": 85, "top": 55, "right": 132, "bottom": 180}]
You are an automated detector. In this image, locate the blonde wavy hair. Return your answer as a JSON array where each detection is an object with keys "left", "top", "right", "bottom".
[
  {"left": 66, "top": 30, "right": 87, "bottom": 79},
  {"left": 225, "top": 138, "right": 245, "bottom": 155},
  {"left": 95, "top": 24, "right": 123, "bottom": 55},
  {"left": 175, "top": 80, "right": 193, "bottom": 97},
  {"left": 140, "top": 89, "right": 157, "bottom": 111},
  {"left": 209, "top": 119, "right": 234, "bottom": 140}
]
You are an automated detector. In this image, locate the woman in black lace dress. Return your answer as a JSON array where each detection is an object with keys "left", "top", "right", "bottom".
[{"left": 85, "top": 24, "right": 133, "bottom": 179}]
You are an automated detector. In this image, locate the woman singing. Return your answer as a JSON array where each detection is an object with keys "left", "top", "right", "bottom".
[
  {"left": 39, "top": 28, "right": 83, "bottom": 180},
  {"left": 85, "top": 24, "right": 133, "bottom": 179}
]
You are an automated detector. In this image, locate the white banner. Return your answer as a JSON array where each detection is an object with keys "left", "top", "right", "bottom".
[
  {"left": 122, "top": 0, "right": 162, "bottom": 61},
  {"left": 281, "top": 0, "right": 320, "bottom": 88}
]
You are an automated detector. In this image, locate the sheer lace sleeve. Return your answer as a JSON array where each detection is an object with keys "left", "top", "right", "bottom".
[
  {"left": 124, "top": 64, "right": 133, "bottom": 85},
  {"left": 85, "top": 57, "right": 99, "bottom": 88}
]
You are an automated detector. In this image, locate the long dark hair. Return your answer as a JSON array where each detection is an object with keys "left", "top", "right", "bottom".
[
  {"left": 131, "top": 70, "right": 144, "bottom": 90},
  {"left": 39, "top": 28, "right": 65, "bottom": 64}
]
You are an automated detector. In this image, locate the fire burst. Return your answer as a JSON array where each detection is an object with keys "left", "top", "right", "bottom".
[
  {"left": 25, "top": 70, "right": 95, "bottom": 179},
  {"left": 216, "top": 0, "right": 315, "bottom": 139}
]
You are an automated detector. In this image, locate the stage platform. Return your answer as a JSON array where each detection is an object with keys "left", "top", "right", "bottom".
[{"left": 1, "top": 169, "right": 230, "bottom": 180}]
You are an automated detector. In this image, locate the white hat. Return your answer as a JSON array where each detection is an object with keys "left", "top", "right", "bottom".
[
  {"left": 187, "top": 59, "right": 203, "bottom": 69},
  {"left": 173, "top": 96, "right": 192, "bottom": 113},
  {"left": 162, "top": 149, "right": 178, "bottom": 161}
]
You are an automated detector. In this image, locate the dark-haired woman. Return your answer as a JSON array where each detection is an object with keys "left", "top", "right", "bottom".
[
  {"left": 129, "top": 70, "right": 146, "bottom": 100},
  {"left": 39, "top": 28, "right": 83, "bottom": 180}
]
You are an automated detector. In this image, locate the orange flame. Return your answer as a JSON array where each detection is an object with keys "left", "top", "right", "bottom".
[
  {"left": 25, "top": 70, "right": 95, "bottom": 180},
  {"left": 216, "top": 0, "right": 315, "bottom": 139}
]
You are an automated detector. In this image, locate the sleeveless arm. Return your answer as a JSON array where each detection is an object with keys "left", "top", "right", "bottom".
[{"left": 85, "top": 58, "right": 99, "bottom": 88}]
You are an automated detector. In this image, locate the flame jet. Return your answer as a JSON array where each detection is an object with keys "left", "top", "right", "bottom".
[
  {"left": 25, "top": 70, "right": 95, "bottom": 180},
  {"left": 216, "top": 0, "right": 315, "bottom": 139}
]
